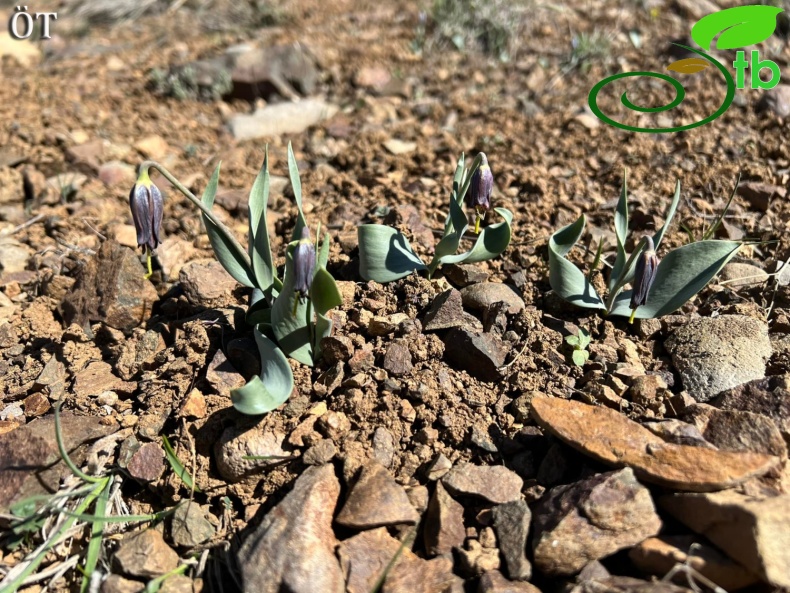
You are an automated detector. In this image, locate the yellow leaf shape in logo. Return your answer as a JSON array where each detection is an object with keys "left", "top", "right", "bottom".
[{"left": 666, "top": 58, "right": 710, "bottom": 74}]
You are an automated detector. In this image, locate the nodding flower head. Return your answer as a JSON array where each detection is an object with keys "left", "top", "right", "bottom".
[
  {"left": 129, "top": 169, "right": 164, "bottom": 252},
  {"left": 630, "top": 236, "right": 659, "bottom": 310},
  {"left": 293, "top": 226, "right": 316, "bottom": 301},
  {"left": 466, "top": 152, "right": 494, "bottom": 214}
]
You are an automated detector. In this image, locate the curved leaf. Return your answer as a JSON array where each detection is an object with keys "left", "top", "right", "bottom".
[
  {"left": 310, "top": 266, "right": 342, "bottom": 316},
  {"left": 428, "top": 195, "right": 469, "bottom": 275},
  {"left": 666, "top": 58, "right": 710, "bottom": 74},
  {"left": 231, "top": 328, "right": 294, "bottom": 415},
  {"left": 287, "top": 142, "right": 309, "bottom": 242},
  {"left": 201, "top": 164, "right": 256, "bottom": 288},
  {"left": 307, "top": 262, "right": 341, "bottom": 362},
  {"left": 358, "top": 224, "right": 427, "bottom": 282},
  {"left": 246, "top": 288, "right": 272, "bottom": 326},
  {"left": 434, "top": 207, "right": 513, "bottom": 266},
  {"left": 609, "top": 240, "right": 742, "bottom": 318},
  {"left": 249, "top": 147, "right": 276, "bottom": 300},
  {"left": 313, "top": 312, "right": 334, "bottom": 363},
  {"left": 548, "top": 214, "right": 606, "bottom": 310},
  {"left": 691, "top": 5, "right": 783, "bottom": 51},
  {"left": 271, "top": 242, "right": 313, "bottom": 366}
]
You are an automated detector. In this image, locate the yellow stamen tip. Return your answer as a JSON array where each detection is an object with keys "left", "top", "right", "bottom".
[
  {"left": 474, "top": 217, "right": 481, "bottom": 234},
  {"left": 629, "top": 309, "right": 637, "bottom": 324}
]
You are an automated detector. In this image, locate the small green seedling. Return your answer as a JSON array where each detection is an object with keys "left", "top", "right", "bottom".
[
  {"left": 565, "top": 328, "right": 591, "bottom": 367},
  {"left": 358, "top": 152, "right": 513, "bottom": 282},
  {"left": 131, "top": 143, "right": 342, "bottom": 415},
  {"left": 548, "top": 173, "right": 742, "bottom": 320}
]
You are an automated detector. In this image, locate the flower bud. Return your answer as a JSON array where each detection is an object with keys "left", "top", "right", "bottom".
[
  {"left": 293, "top": 226, "right": 316, "bottom": 301},
  {"left": 466, "top": 153, "right": 493, "bottom": 233},
  {"left": 466, "top": 152, "right": 494, "bottom": 214},
  {"left": 129, "top": 170, "right": 164, "bottom": 252},
  {"left": 630, "top": 236, "right": 659, "bottom": 310}
]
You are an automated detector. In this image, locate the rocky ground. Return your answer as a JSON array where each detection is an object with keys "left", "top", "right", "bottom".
[{"left": 1, "top": 0, "right": 790, "bottom": 591}]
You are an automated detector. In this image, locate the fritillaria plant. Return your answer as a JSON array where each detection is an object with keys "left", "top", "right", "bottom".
[
  {"left": 129, "top": 142, "right": 341, "bottom": 415},
  {"left": 548, "top": 174, "right": 742, "bottom": 320},
  {"left": 357, "top": 152, "right": 513, "bottom": 282}
]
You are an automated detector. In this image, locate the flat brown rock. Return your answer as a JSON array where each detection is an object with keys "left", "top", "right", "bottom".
[
  {"left": 338, "top": 528, "right": 411, "bottom": 593},
  {"left": 336, "top": 461, "right": 419, "bottom": 528},
  {"left": 530, "top": 396, "right": 780, "bottom": 492},
  {"left": 659, "top": 490, "right": 790, "bottom": 588}
]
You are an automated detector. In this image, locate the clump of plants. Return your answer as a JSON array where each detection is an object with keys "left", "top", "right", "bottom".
[
  {"left": 1, "top": 403, "right": 190, "bottom": 593},
  {"left": 129, "top": 143, "right": 341, "bottom": 415},
  {"left": 426, "top": 0, "right": 529, "bottom": 60},
  {"left": 549, "top": 175, "right": 742, "bottom": 320},
  {"left": 149, "top": 65, "right": 233, "bottom": 102},
  {"left": 357, "top": 152, "right": 513, "bottom": 282}
]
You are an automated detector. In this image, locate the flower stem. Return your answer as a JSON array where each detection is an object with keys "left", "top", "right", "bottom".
[
  {"left": 140, "top": 161, "right": 252, "bottom": 270},
  {"left": 144, "top": 248, "right": 153, "bottom": 279}
]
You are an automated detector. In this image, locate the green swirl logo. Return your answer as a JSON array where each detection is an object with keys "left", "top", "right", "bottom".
[{"left": 589, "top": 5, "right": 784, "bottom": 133}]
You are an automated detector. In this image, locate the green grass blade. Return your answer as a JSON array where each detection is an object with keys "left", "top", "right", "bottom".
[
  {"left": 0, "top": 481, "right": 105, "bottom": 592},
  {"left": 702, "top": 173, "right": 740, "bottom": 241},
  {"left": 54, "top": 400, "right": 103, "bottom": 484},
  {"left": 162, "top": 436, "right": 200, "bottom": 493},
  {"left": 79, "top": 477, "right": 112, "bottom": 593},
  {"left": 63, "top": 506, "right": 178, "bottom": 523}
]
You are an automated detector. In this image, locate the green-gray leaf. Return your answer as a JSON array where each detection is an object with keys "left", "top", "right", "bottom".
[
  {"left": 313, "top": 312, "right": 334, "bottom": 363},
  {"left": 231, "top": 328, "right": 294, "bottom": 415},
  {"left": 317, "top": 231, "right": 331, "bottom": 270},
  {"left": 548, "top": 214, "right": 606, "bottom": 310},
  {"left": 427, "top": 194, "right": 468, "bottom": 276},
  {"left": 246, "top": 287, "right": 272, "bottom": 326},
  {"left": 310, "top": 267, "right": 342, "bottom": 316},
  {"left": 201, "top": 164, "right": 256, "bottom": 288},
  {"left": 358, "top": 224, "right": 427, "bottom": 282},
  {"left": 609, "top": 240, "right": 741, "bottom": 318},
  {"left": 249, "top": 147, "right": 276, "bottom": 300},
  {"left": 271, "top": 242, "right": 314, "bottom": 366},
  {"left": 437, "top": 207, "right": 513, "bottom": 266},
  {"left": 310, "top": 267, "right": 341, "bottom": 360},
  {"left": 610, "top": 173, "right": 629, "bottom": 291},
  {"left": 287, "top": 142, "right": 309, "bottom": 243}
]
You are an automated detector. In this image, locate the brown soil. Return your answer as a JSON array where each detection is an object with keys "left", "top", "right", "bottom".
[{"left": 1, "top": 0, "right": 789, "bottom": 591}]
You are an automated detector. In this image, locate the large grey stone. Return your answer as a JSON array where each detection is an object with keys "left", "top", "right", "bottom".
[{"left": 665, "top": 315, "right": 771, "bottom": 402}]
